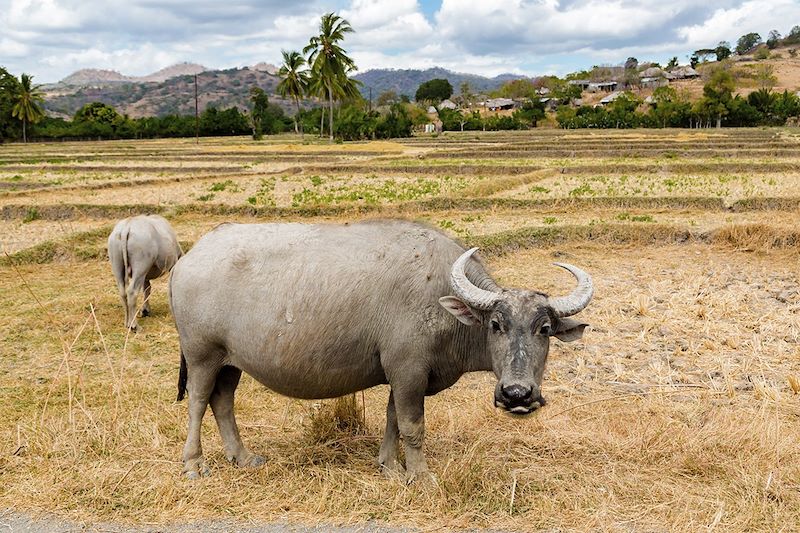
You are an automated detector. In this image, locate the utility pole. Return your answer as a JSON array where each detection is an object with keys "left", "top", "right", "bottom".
[{"left": 194, "top": 74, "right": 199, "bottom": 145}]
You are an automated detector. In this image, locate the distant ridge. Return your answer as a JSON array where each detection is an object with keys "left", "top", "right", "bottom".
[
  {"left": 56, "top": 62, "right": 209, "bottom": 87},
  {"left": 352, "top": 67, "right": 528, "bottom": 98}
]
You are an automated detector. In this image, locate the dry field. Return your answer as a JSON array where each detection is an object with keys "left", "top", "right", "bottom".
[{"left": 1, "top": 129, "right": 800, "bottom": 532}]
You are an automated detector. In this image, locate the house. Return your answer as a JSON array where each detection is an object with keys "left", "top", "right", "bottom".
[
  {"left": 599, "top": 91, "right": 623, "bottom": 105},
  {"left": 640, "top": 77, "right": 668, "bottom": 88},
  {"left": 539, "top": 97, "right": 559, "bottom": 111},
  {"left": 483, "top": 98, "right": 515, "bottom": 111},
  {"left": 669, "top": 66, "right": 700, "bottom": 79},
  {"left": 439, "top": 99, "right": 457, "bottom": 110},
  {"left": 537, "top": 87, "right": 551, "bottom": 96},
  {"left": 587, "top": 81, "right": 618, "bottom": 92},
  {"left": 426, "top": 105, "right": 437, "bottom": 114},
  {"left": 568, "top": 79, "right": 591, "bottom": 90},
  {"left": 640, "top": 67, "right": 664, "bottom": 78}
]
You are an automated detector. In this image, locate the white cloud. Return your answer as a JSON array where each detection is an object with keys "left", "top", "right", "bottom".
[
  {"left": 0, "top": 37, "right": 30, "bottom": 57},
  {"left": 2, "top": 0, "right": 800, "bottom": 83},
  {"left": 678, "top": 0, "right": 800, "bottom": 48}
]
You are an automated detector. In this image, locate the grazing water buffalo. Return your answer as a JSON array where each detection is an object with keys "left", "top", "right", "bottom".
[
  {"left": 170, "top": 220, "right": 593, "bottom": 481},
  {"left": 108, "top": 215, "right": 182, "bottom": 330}
]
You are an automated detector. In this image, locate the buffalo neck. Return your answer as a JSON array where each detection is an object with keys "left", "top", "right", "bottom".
[{"left": 457, "top": 322, "right": 491, "bottom": 373}]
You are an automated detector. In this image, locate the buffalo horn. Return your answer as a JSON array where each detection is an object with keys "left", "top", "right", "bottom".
[
  {"left": 547, "top": 263, "right": 593, "bottom": 317},
  {"left": 450, "top": 248, "right": 500, "bottom": 310}
]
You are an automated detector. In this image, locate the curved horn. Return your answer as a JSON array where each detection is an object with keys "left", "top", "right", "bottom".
[
  {"left": 450, "top": 248, "right": 500, "bottom": 310},
  {"left": 547, "top": 263, "right": 594, "bottom": 317}
]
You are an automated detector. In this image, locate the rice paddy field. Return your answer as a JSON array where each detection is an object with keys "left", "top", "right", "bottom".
[{"left": 1, "top": 128, "right": 800, "bottom": 532}]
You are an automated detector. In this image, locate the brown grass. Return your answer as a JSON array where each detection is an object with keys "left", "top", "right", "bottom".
[
  {"left": 2, "top": 244, "right": 800, "bottom": 531},
  {"left": 3, "top": 130, "right": 800, "bottom": 531}
]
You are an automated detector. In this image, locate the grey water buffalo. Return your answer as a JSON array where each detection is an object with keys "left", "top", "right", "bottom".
[
  {"left": 108, "top": 215, "right": 182, "bottom": 330},
  {"left": 170, "top": 220, "right": 593, "bottom": 481}
]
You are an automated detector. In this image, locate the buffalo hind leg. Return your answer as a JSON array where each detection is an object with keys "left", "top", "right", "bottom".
[
  {"left": 378, "top": 390, "right": 403, "bottom": 476},
  {"left": 125, "top": 273, "right": 146, "bottom": 331},
  {"left": 392, "top": 380, "right": 435, "bottom": 485},
  {"left": 141, "top": 279, "right": 151, "bottom": 317},
  {"left": 182, "top": 361, "right": 219, "bottom": 479},
  {"left": 209, "top": 365, "right": 265, "bottom": 468}
]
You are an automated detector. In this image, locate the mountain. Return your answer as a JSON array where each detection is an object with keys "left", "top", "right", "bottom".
[
  {"left": 53, "top": 63, "right": 208, "bottom": 87},
  {"left": 41, "top": 64, "right": 528, "bottom": 118},
  {"left": 59, "top": 69, "right": 131, "bottom": 86},
  {"left": 352, "top": 67, "right": 527, "bottom": 98},
  {"left": 139, "top": 62, "right": 207, "bottom": 83},
  {"left": 43, "top": 66, "right": 290, "bottom": 118}
]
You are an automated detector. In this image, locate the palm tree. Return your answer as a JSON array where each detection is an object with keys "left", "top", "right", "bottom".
[
  {"left": 303, "top": 12, "right": 356, "bottom": 140},
  {"left": 11, "top": 74, "right": 45, "bottom": 143},
  {"left": 277, "top": 50, "right": 310, "bottom": 136},
  {"left": 306, "top": 69, "right": 328, "bottom": 137}
]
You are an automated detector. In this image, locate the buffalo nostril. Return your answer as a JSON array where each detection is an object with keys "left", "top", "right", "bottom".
[{"left": 501, "top": 384, "right": 533, "bottom": 403}]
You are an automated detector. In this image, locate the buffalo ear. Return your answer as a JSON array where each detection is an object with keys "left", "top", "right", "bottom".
[
  {"left": 439, "top": 296, "right": 482, "bottom": 326},
  {"left": 552, "top": 317, "right": 588, "bottom": 342}
]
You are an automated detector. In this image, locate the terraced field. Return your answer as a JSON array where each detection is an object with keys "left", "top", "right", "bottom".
[{"left": 2, "top": 129, "right": 800, "bottom": 532}]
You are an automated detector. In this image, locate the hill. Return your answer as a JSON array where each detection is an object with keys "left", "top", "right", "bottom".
[
  {"left": 352, "top": 67, "right": 527, "bottom": 98},
  {"left": 43, "top": 65, "right": 291, "bottom": 118}
]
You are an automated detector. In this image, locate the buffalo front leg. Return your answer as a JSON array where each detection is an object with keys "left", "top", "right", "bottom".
[
  {"left": 182, "top": 362, "right": 219, "bottom": 479},
  {"left": 378, "top": 390, "right": 403, "bottom": 476},
  {"left": 209, "top": 365, "right": 265, "bottom": 468},
  {"left": 392, "top": 383, "right": 434, "bottom": 484}
]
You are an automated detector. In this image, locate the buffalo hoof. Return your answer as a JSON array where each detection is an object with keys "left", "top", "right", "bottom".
[
  {"left": 379, "top": 461, "right": 406, "bottom": 480},
  {"left": 405, "top": 470, "right": 438, "bottom": 488},
  {"left": 184, "top": 459, "right": 211, "bottom": 479},
  {"left": 234, "top": 453, "right": 265, "bottom": 468}
]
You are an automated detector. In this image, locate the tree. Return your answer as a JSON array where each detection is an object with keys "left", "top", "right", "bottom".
[
  {"left": 249, "top": 87, "right": 270, "bottom": 139},
  {"left": 415, "top": 78, "right": 453, "bottom": 103},
  {"left": 785, "top": 25, "right": 800, "bottom": 45},
  {"left": 692, "top": 48, "right": 717, "bottom": 64},
  {"left": 376, "top": 90, "right": 399, "bottom": 107},
  {"left": 623, "top": 57, "right": 639, "bottom": 88},
  {"left": 304, "top": 12, "right": 356, "bottom": 141},
  {"left": 459, "top": 81, "right": 471, "bottom": 107},
  {"left": 496, "top": 78, "right": 537, "bottom": 99},
  {"left": 715, "top": 41, "right": 732, "bottom": 61},
  {"left": 736, "top": 32, "right": 762, "bottom": 55},
  {"left": 0, "top": 67, "right": 18, "bottom": 141},
  {"left": 11, "top": 73, "right": 45, "bottom": 143},
  {"left": 666, "top": 57, "right": 679, "bottom": 70},
  {"left": 277, "top": 50, "right": 310, "bottom": 135},
  {"left": 702, "top": 68, "right": 735, "bottom": 127},
  {"left": 513, "top": 97, "right": 545, "bottom": 128},
  {"left": 766, "top": 30, "right": 782, "bottom": 49},
  {"left": 755, "top": 64, "right": 778, "bottom": 90}
]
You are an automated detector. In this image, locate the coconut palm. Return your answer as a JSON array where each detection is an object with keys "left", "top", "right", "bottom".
[
  {"left": 306, "top": 68, "right": 328, "bottom": 137},
  {"left": 277, "top": 50, "right": 310, "bottom": 136},
  {"left": 11, "top": 73, "right": 45, "bottom": 143},
  {"left": 303, "top": 12, "right": 356, "bottom": 140}
]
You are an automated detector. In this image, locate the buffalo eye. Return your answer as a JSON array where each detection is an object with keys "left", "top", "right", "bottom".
[
  {"left": 539, "top": 323, "right": 551, "bottom": 336},
  {"left": 490, "top": 319, "right": 502, "bottom": 333}
]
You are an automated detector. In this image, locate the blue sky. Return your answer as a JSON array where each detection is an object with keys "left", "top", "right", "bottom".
[{"left": 2, "top": 0, "right": 800, "bottom": 83}]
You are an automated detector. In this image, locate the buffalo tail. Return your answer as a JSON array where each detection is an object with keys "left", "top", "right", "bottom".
[{"left": 177, "top": 349, "right": 187, "bottom": 401}]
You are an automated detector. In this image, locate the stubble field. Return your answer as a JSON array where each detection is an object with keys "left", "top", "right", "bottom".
[{"left": 1, "top": 129, "right": 800, "bottom": 532}]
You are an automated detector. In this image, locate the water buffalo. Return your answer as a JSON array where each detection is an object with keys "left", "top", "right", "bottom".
[
  {"left": 170, "top": 220, "right": 592, "bottom": 481},
  {"left": 108, "top": 215, "right": 182, "bottom": 330}
]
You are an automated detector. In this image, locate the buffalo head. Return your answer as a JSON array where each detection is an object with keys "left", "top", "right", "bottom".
[{"left": 439, "top": 248, "right": 592, "bottom": 415}]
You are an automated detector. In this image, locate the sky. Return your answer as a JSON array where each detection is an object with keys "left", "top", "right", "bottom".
[{"left": 2, "top": 0, "right": 800, "bottom": 83}]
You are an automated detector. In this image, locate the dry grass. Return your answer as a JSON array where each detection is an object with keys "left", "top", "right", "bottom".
[
  {"left": 2, "top": 244, "right": 800, "bottom": 532},
  {"left": 3, "top": 130, "right": 800, "bottom": 531}
]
